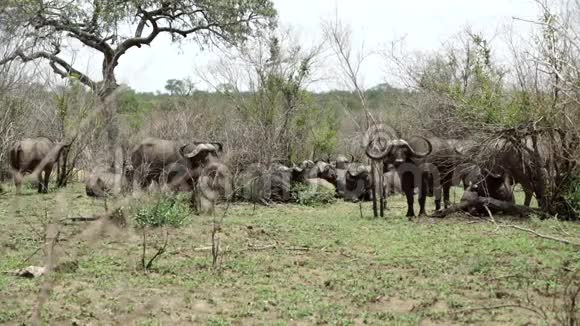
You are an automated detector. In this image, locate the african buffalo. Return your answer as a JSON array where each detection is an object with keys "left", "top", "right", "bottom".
[
  {"left": 315, "top": 160, "right": 337, "bottom": 185},
  {"left": 366, "top": 136, "right": 433, "bottom": 217},
  {"left": 461, "top": 164, "right": 515, "bottom": 203},
  {"left": 367, "top": 134, "right": 469, "bottom": 217},
  {"left": 292, "top": 160, "right": 319, "bottom": 183},
  {"left": 334, "top": 155, "right": 351, "bottom": 170},
  {"left": 340, "top": 164, "right": 372, "bottom": 202},
  {"left": 9, "top": 137, "right": 70, "bottom": 193},
  {"left": 236, "top": 163, "right": 293, "bottom": 203},
  {"left": 457, "top": 138, "right": 546, "bottom": 207},
  {"left": 494, "top": 139, "right": 547, "bottom": 207},
  {"left": 193, "top": 160, "right": 232, "bottom": 214},
  {"left": 85, "top": 163, "right": 134, "bottom": 198},
  {"left": 458, "top": 167, "right": 515, "bottom": 216},
  {"left": 131, "top": 137, "right": 222, "bottom": 191}
]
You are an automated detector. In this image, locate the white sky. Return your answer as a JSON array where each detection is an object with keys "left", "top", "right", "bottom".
[{"left": 67, "top": 0, "right": 540, "bottom": 93}]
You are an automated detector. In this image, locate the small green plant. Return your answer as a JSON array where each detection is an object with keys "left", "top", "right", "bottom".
[
  {"left": 291, "top": 183, "right": 337, "bottom": 207},
  {"left": 134, "top": 195, "right": 191, "bottom": 228}
]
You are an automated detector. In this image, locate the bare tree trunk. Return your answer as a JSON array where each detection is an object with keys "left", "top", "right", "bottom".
[
  {"left": 100, "top": 91, "right": 122, "bottom": 170},
  {"left": 56, "top": 148, "right": 69, "bottom": 187},
  {"left": 379, "top": 163, "right": 384, "bottom": 217},
  {"left": 371, "top": 161, "right": 379, "bottom": 218}
]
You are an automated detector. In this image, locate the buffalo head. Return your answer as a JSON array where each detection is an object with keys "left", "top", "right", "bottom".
[
  {"left": 334, "top": 155, "right": 351, "bottom": 170},
  {"left": 292, "top": 160, "right": 318, "bottom": 182},
  {"left": 180, "top": 142, "right": 222, "bottom": 168},
  {"left": 315, "top": 160, "right": 337, "bottom": 185},
  {"left": 343, "top": 164, "right": 372, "bottom": 202},
  {"left": 366, "top": 136, "right": 433, "bottom": 167},
  {"left": 464, "top": 166, "right": 515, "bottom": 203}
]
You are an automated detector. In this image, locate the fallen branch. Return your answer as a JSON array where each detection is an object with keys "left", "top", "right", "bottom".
[
  {"left": 504, "top": 224, "right": 580, "bottom": 247},
  {"left": 244, "top": 244, "right": 277, "bottom": 251},
  {"left": 432, "top": 195, "right": 579, "bottom": 247},
  {"left": 61, "top": 216, "right": 101, "bottom": 222},
  {"left": 285, "top": 246, "right": 311, "bottom": 251},
  {"left": 456, "top": 303, "right": 547, "bottom": 318},
  {"left": 59, "top": 209, "right": 126, "bottom": 227},
  {"left": 193, "top": 244, "right": 312, "bottom": 253},
  {"left": 193, "top": 246, "right": 214, "bottom": 251}
]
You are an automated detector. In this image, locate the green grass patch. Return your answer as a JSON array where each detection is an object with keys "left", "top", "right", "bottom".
[{"left": 0, "top": 183, "right": 578, "bottom": 324}]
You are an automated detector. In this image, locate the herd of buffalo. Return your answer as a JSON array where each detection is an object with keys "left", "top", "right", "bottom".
[{"left": 7, "top": 131, "right": 541, "bottom": 217}]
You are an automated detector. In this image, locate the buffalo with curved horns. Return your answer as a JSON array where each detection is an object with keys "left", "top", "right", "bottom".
[
  {"left": 367, "top": 135, "right": 464, "bottom": 217},
  {"left": 366, "top": 136, "right": 433, "bottom": 217},
  {"left": 131, "top": 137, "right": 223, "bottom": 191}
]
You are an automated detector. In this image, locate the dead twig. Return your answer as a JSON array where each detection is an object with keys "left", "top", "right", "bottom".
[
  {"left": 19, "top": 247, "right": 42, "bottom": 266},
  {"left": 488, "top": 273, "right": 522, "bottom": 281},
  {"left": 141, "top": 228, "right": 170, "bottom": 271},
  {"left": 60, "top": 216, "right": 101, "bottom": 222},
  {"left": 141, "top": 229, "right": 147, "bottom": 270},
  {"left": 483, "top": 205, "right": 500, "bottom": 232},
  {"left": 145, "top": 229, "right": 169, "bottom": 271}
]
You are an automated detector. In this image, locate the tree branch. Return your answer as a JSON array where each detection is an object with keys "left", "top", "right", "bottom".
[{"left": 0, "top": 48, "right": 97, "bottom": 91}]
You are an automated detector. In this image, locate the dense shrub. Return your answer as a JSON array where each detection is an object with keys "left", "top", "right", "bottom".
[
  {"left": 291, "top": 183, "right": 336, "bottom": 207},
  {"left": 134, "top": 194, "right": 192, "bottom": 228}
]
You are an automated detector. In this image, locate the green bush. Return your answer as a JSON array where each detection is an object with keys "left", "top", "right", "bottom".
[
  {"left": 291, "top": 183, "right": 337, "bottom": 207},
  {"left": 134, "top": 195, "right": 192, "bottom": 228},
  {"left": 565, "top": 175, "right": 580, "bottom": 220}
]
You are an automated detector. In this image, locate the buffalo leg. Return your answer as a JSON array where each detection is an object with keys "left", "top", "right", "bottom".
[
  {"left": 401, "top": 172, "right": 415, "bottom": 218},
  {"left": 37, "top": 170, "right": 44, "bottom": 193},
  {"left": 42, "top": 168, "right": 51, "bottom": 193},
  {"left": 418, "top": 194, "right": 427, "bottom": 216},
  {"left": 405, "top": 190, "right": 415, "bottom": 218},
  {"left": 443, "top": 185, "right": 451, "bottom": 209},
  {"left": 191, "top": 186, "right": 201, "bottom": 215},
  {"left": 418, "top": 179, "right": 428, "bottom": 216},
  {"left": 13, "top": 172, "right": 23, "bottom": 194},
  {"left": 36, "top": 170, "right": 42, "bottom": 193},
  {"left": 383, "top": 187, "right": 389, "bottom": 210},
  {"left": 523, "top": 191, "right": 532, "bottom": 207}
]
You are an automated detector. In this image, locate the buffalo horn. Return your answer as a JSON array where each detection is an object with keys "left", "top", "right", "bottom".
[
  {"left": 405, "top": 136, "right": 432, "bottom": 158},
  {"left": 365, "top": 136, "right": 392, "bottom": 160}
]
